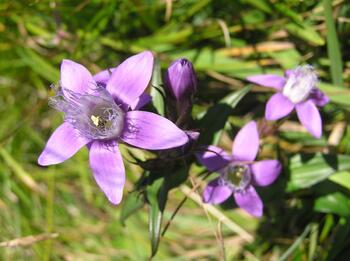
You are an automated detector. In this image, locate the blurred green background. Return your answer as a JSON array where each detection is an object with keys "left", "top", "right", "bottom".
[{"left": 1, "top": 0, "right": 350, "bottom": 260}]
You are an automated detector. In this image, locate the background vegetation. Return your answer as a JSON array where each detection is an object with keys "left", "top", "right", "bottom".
[{"left": 1, "top": 0, "right": 350, "bottom": 260}]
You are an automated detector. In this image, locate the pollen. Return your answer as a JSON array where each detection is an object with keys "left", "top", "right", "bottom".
[{"left": 91, "top": 115, "right": 100, "bottom": 127}]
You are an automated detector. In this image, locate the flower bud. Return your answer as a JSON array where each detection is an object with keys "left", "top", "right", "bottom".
[{"left": 164, "top": 58, "right": 197, "bottom": 103}]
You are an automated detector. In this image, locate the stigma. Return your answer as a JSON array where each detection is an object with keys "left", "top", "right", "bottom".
[
  {"left": 49, "top": 85, "right": 125, "bottom": 140},
  {"left": 221, "top": 163, "right": 251, "bottom": 192},
  {"left": 282, "top": 65, "right": 317, "bottom": 104}
]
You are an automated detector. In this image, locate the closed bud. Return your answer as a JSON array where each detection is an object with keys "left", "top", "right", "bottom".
[{"left": 165, "top": 58, "right": 197, "bottom": 103}]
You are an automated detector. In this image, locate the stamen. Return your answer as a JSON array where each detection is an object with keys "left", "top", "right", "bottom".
[
  {"left": 49, "top": 85, "right": 125, "bottom": 140},
  {"left": 282, "top": 65, "right": 317, "bottom": 104}
]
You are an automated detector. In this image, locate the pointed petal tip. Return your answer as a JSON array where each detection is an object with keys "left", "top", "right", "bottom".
[
  {"left": 252, "top": 160, "right": 282, "bottom": 187},
  {"left": 37, "top": 154, "right": 51, "bottom": 166},
  {"left": 234, "top": 186, "right": 263, "bottom": 217},
  {"left": 37, "top": 123, "right": 89, "bottom": 166},
  {"left": 232, "top": 120, "right": 259, "bottom": 162},
  {"left": 106, "top": 51, "right": 154, "bottom": 107},
  {"left": 295, "top": 101, "right": 322, "bottom": 139},
  {"left": 89, "top": 140, "right": 125, "bottom": 206},
  {"left": 107, "top": 195, "right": 123, "bottom": 205},
  {"left": 246, "top": 74, "right": 286, "bottom": 90}
]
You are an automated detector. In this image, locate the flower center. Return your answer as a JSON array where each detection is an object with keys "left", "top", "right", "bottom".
[
  {"left": 222, "top": 164, "right": 251, "bottom": 192},
  {"left": 282, "top": 65, "right": 317, "bottom": 104},
  {"left": 49, "top": 85, "right": 125, "bottom": 140}
]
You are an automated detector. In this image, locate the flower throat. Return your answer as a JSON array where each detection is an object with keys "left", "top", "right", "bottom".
[{"left": 49, "top": 85, "right": 125, "bottom": 140}]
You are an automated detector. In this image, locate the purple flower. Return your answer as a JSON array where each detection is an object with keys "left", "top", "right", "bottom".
[
  {"left": 247, "top": 65, "right": 329, "bottom": 138},
  {"left": 38, "top": 51, "right": 189, "bottom": 205},
  {"left": 196, "top": 121, "right": 281, "bottom": 217},
  {"left": 164, "top": 58, "right": 197, "bottom": 116}
]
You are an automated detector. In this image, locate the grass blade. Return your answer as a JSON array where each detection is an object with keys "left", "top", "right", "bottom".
[{"left": 323, "top": 0, "right": 343, "bottom": 86}]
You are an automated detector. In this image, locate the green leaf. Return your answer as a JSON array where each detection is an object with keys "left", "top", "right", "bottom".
[
  {"left": 328, "top": 171, "right": 350, "bottom": 190},
  {"left": 287, "top": 153, "right": 350, "bottom": 192},
  {"left": 319, "top": 82, "right": 350, "bottom": 107},
  {"left": 16, "top": 47, "right": 60, "bottom": 83},
  {"left": 120, "top": 191, "right": 145, "bottom": 226},
  {"left": 314, "top": 192, "right": 350, "bottom": 217},
  {"left": 323, "top": 0, "right": 344, "bottom": 86},
  {"left": 279, "top": 224, "right": 311, "bottom": 261},
  {"left": 146, "top": 176, "right": 169, "bottom": 258},
  {"left": 198, "top": 85, "right": 252, "bottom": 145},
  {"left": 150, "top": 58, "right": 165, "bottom": 116},
  {"left": 268, "top": 49, "right": 302, "bottom": 69},
  {"left": 274, "top": 3, "right": 303, "bottom": 25},
  {"left": 285, "top": 23, "right": 325, "bottom": 46},
  {"left": 327, "top": 218, "right": 350, "bottom": 261},
  {"left": 241, "top": 0, "right": 272, "bottom": 13},
  {"left": 308, "top": 223, "right": 318, "bottom": 261},
  {"left": 319, "top": 214, "right": 334, "bottom": 242}
]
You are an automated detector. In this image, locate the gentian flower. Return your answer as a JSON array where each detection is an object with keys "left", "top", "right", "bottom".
[
  {"left": 196, "top": 121, "right": 281, "bottom": 217},
  {"left": 164, "top": 58, "right": 197, "bottom": 119},
  {"left": 247, "top": 65, "right": 329, "bottom": 138},
  {"left": 38, "top": 51, "right": 189, "bottom": 204}
]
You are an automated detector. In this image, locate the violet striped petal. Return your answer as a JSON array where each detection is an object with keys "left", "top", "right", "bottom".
[
  {"left": 89, "top": 140, "right": 125, "bottom": 205},
  {"left": 38, "top": 122, "right": 90, "bottom": 166},
  {"left": 265, "top": 92, "right": 295, "bottom": 121},
  {"left": 234, "top": 185, "right": 263, "bottom": 217},
  {"left": 61, "top": 59, "right": 95, "bottom": 95},
  {"left": 232, "top": 121, "right": 259, "bottom": 162},
  {"left": 246, "top": 74, "right": 285, "bottom": 90},
  {"left": 203, "top": 178, "right": 233, "bottom": 204},
  {"left": 106, "top": 51, "right": 154, "bottom": 108},
  {"left": 251, "top": 160, "right": 281, "bottom": 187},
  {"left": 121, "top": 111, "right": 188, "bottom": 150},
  {"left": 296, "top": 100, "right": 322, "bottom": 138},
  {"left": 196, "top": 145, "right": 231, "bottom": 172}
]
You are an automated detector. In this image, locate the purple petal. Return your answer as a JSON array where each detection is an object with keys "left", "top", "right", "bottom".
[
  {"left": 93, "top": 68, "right": 116, "bottom": 86},
  {"left": 232, "top": 121, "right": 259, "bottom": 162},
  {"left": 234, "top": 185, "right": 263, "bottom": 217},
  {"left": 246, "top": 74, "right": 286, "bottom": 90},
  {"left": 121, "top": 111, "right": 189, "bottom": 150},
  {"left": 89, "top": 140, "right": 125, "bottom": 205},
  {"left": 309, "top": 88, "right": 329, "bottom": 107},
  {"left": 296, "top": 100, "right": 322, "bottom": 138},
  {"left": 185, "top": 130, "right": 200, "bottom": 142},
  {"left": 196, "top": 145, "right": 231, "bottom": 172},
  {"left": 38, "top": 122, "right": 90, "bottom": 166},
  {"left": 130, "top": 93, "right": 152, "bottom": 110},
  {"left": 284, "top": 70, "right": 293, "bottom": 78},
  {"left": 251, "top": 160, "right": 282, "bottom": 187},
  {"left": 106, "top": 51, "right": 154, "bottom": 107},
  {"left": 164, "top": 58, "right": 197, "bottom": 100},
  {"left": 203, "top": 178, "right": 233, "bottom": 204},
  {"left": 265, "top": 92, "right": 295, "bottom": 121},
  {"left": 61, "top": 59, "right": 95, "bottom": 95}
]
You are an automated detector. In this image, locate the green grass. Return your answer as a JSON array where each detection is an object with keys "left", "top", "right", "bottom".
[{"left": 1, "top": 0, "right": 350, "bottom": 260}]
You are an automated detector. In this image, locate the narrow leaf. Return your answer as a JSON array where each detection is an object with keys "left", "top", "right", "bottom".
[
  {"left": 323, "top": 0, "right": 343, "bottom": 86},
  {"left": 120, "top": 191, "right": 145, "bottom": 225},
  {"left": 150, "top": 58, "right": 165, "bottom": 116},
  {"left": 328, "top": 171, "right": 350, "bottom": 190},
  {"left": 287, "top": 153, "right": 350, "bottom": 192},
  {"left": 314, "top": 192, "right": 350, "bottom": 217},
  {"left": 198, "top": 85, "right": 251, "bottom": 145}
]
